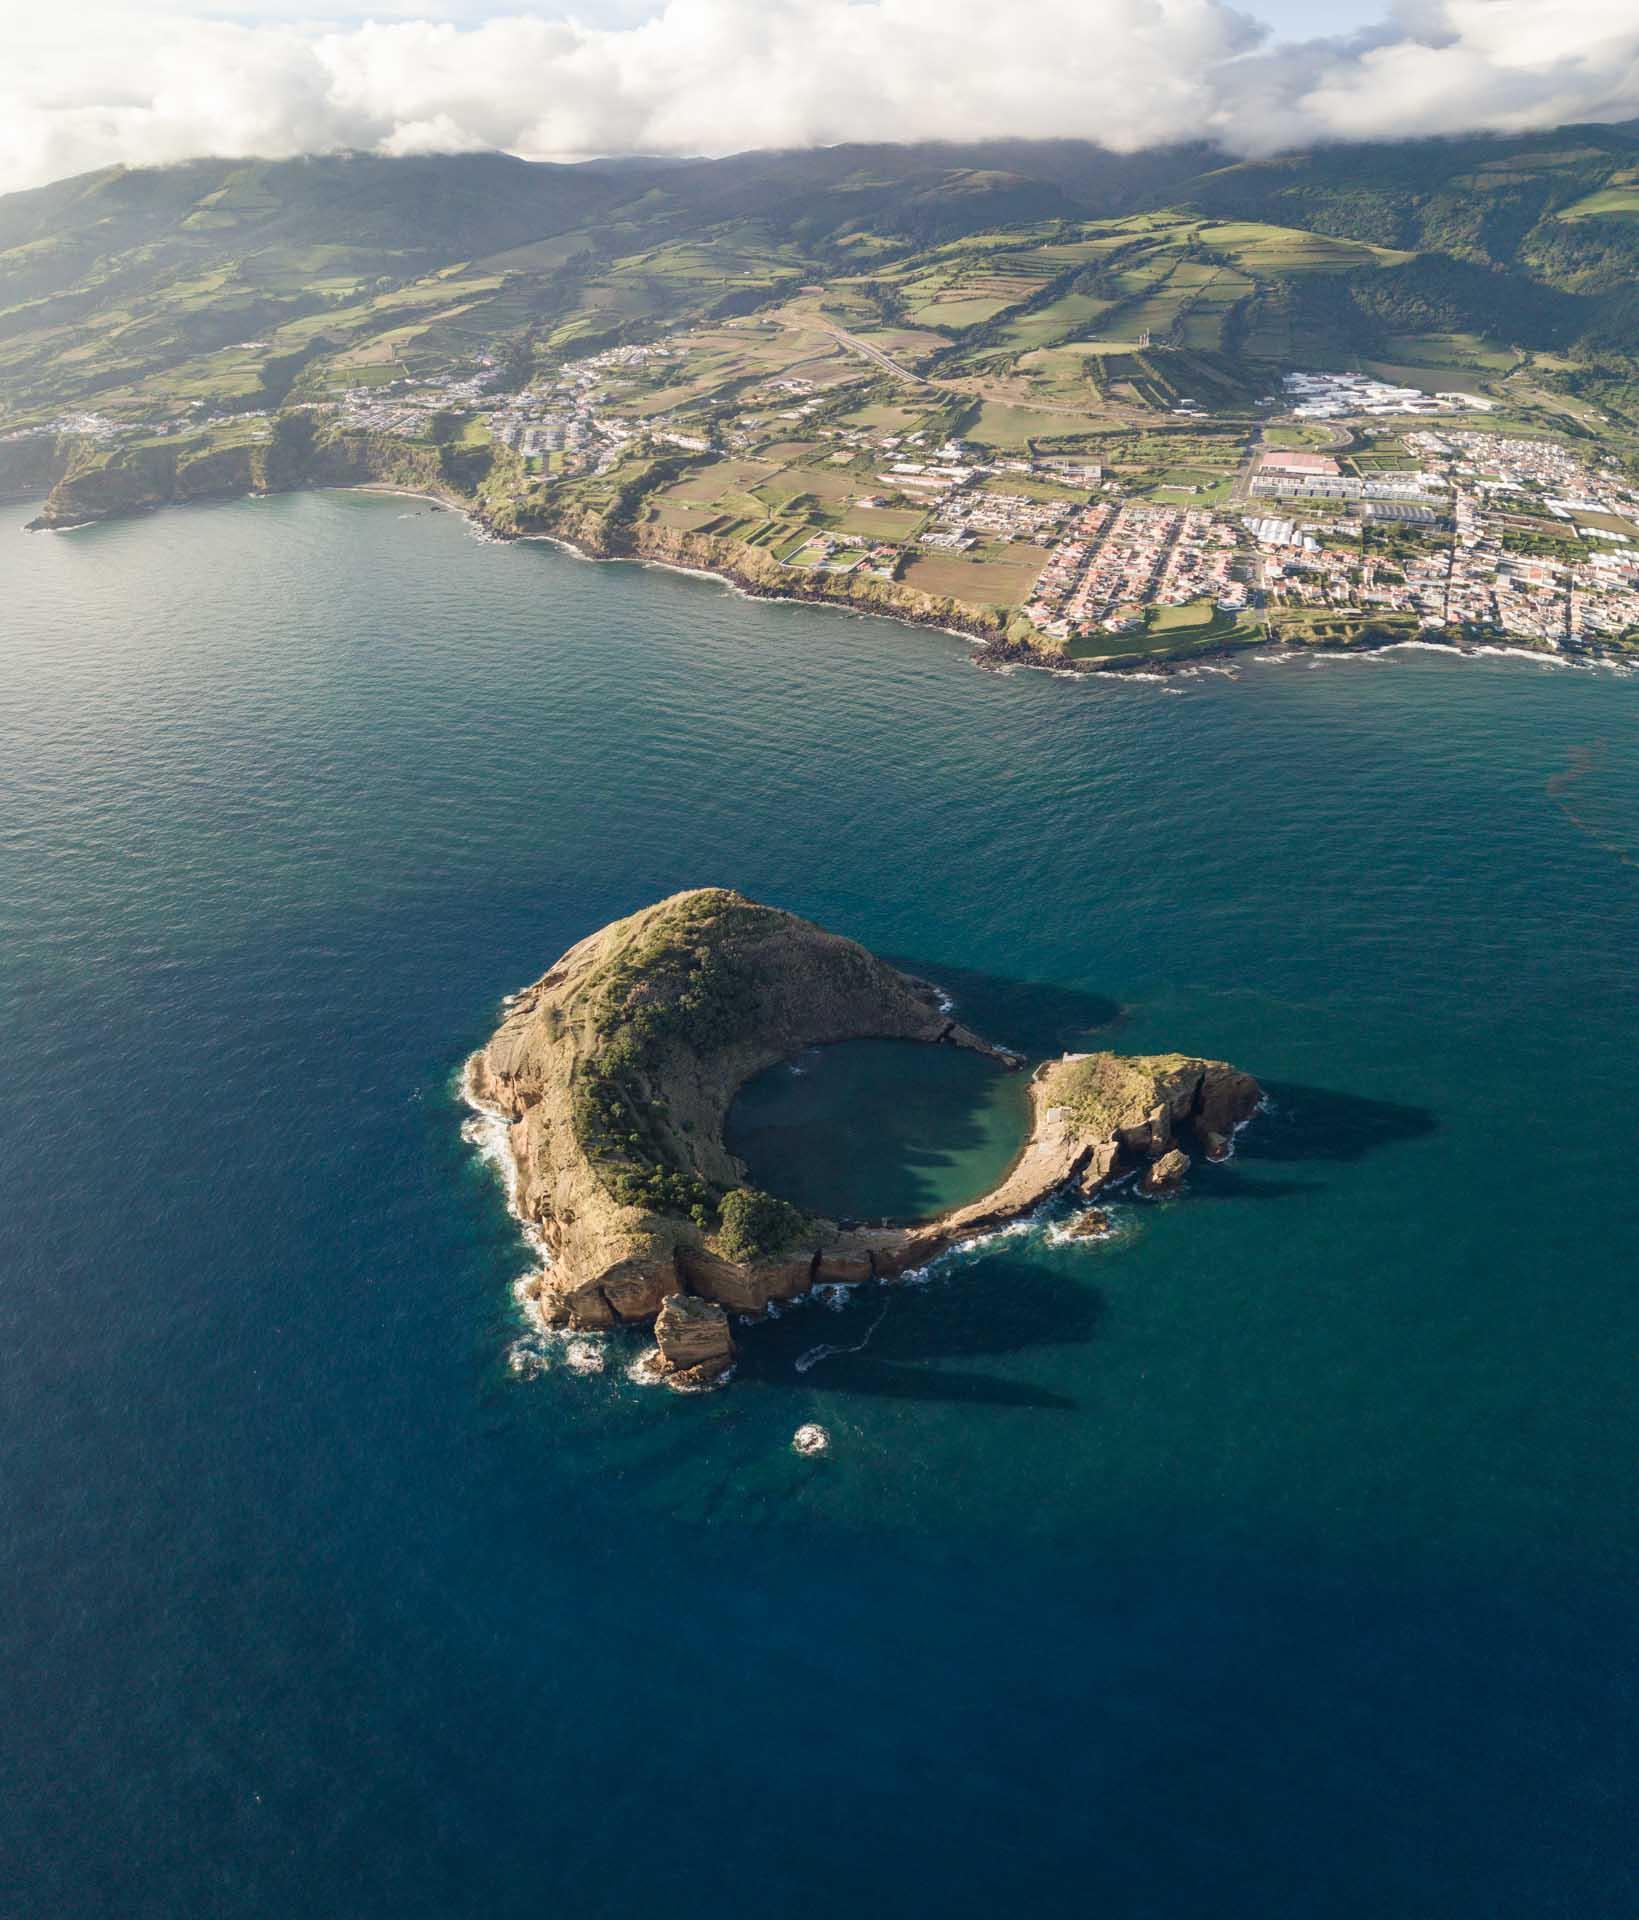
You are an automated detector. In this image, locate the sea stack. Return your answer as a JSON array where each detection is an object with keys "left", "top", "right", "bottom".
[{"left": 652, "top": 1293, "right": 736, "bottom": 1390}]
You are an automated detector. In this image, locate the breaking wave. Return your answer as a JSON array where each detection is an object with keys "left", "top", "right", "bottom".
[{"left": 459, "top": 1052, "right": 549, "bottom": 1268}]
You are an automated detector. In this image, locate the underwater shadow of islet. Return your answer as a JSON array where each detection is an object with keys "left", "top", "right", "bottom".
[
  {"left": 1178, "top": 1079, "right": 1435, "bottom": 1201},
  {"left": 1238, "top": 1081, "right": 1438, "bottom": 1164},
  {"left": 739, "top": 1251, "right": 1103, "bottom": 1408},
  {"left": 884, "top": 955, "right": 1122, "bottom": 1057},
  {"left": 742, "top": 1078, "right": 1435, "bottom": 1388}
]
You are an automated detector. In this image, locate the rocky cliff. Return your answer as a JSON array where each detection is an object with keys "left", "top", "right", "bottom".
[
  {"left": 22, "top": 416, "right": 481, "bottom": 530},
  {"left": 470, "top": 890, "right": 1261, "bottom": 1388},
  {"left": 0, "top": 433, "right": 71, "bottom": 501},
  {"left": 522, "top": 498, "right": 1009, "bottom": 643},
  {"left": 21, "top": 426, "right": 1006, "bottom": 644}
]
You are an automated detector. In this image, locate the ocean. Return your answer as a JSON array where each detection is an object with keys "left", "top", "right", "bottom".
[{"left": 4, "top": 489, "right": 1636, "bottom": 1917}]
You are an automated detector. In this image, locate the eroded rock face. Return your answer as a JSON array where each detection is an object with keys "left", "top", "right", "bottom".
[
  {"left": 472, "top": 891, "right": 1262, "bottom": 1389},
  {"left": 654, "top": 1293, "right": 734, "bottom": 1382},
  {"left": 678, "top": 1246, "right": 814, "bottom": 1315},
  {"left": 813, "top": 1250, "right": 874, "bottom": 1284},
  {"left": 1141, "top": 1146, "right": 1192, "bottom": 1193},
  {"left": 1197, "top": 1065, "right": 1263, "bottom": 1138}
]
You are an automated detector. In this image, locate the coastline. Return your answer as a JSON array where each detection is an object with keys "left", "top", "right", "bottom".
[
  {"left": 462, "top": 954, "right": 1030, "bottom": 1337},
  {"left": 470, "top": 1019, "right": 1264, "bottom": 1339},
  {"left": 349, "top": 482, "right": 458, "bottom": 508},
  {"left": 18, "top": 463, "right": 1636, "bottom": 678},
  {"left": 516, "top": 525, "right": 996, "bottom": 653},
  {"left": 458, "top": 1050, "right": 538, "bottom": 1258},
  {"left": 517, "top": 519, "right": 1638, "bottom": 678}
]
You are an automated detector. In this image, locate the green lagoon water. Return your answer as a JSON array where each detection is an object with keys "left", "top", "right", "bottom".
[
  {"left": 727, "top": 1039, "right": 1032, "bottom": 1222},
  {"left": 4, "top": 489, "right": 1638, "bottom": 1917}
]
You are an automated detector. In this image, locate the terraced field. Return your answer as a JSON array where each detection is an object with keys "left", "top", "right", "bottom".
[
  {"left": 9, "top": 131, "right": 1639, "bottom": 652},
  {"left": 9, "top": 134, "right": 1637, "bottom": 446}
]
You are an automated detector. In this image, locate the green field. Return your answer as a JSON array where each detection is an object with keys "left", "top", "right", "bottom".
[
  {"left": 1262, "top": 424, "right": 1345, "bottom": 449},
  {"left": 1062, "top": 595, "right": 1264, "bottom": 661},
  {"left": 994, "top": 293, "right": 1114, "bottom": 352},
  {"left": 840, "top": 506, "right": 926, "bottom": 539},
  {"left": 1556, "top": 187, "right": 1639, "bottom": 222},
  {"left": 1148, "top": 599, "right": 1221, "bottom": 634},
  {"left": 966, "top": 400, "right": 1110, "bottom": 449},
  {"left": 8, "top": 130, "right": 1639, "bottom": 563},
  {"left": 902, "top": 542, "right": 1049, "bottom": 606}
]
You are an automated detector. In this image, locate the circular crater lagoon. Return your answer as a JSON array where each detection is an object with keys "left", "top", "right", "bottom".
[{"left": 725, "top": 1037, "right": 1032, "bottom": 1224}]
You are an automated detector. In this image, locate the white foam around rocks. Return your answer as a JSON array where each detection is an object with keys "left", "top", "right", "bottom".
[{"left": 507, "top": 1340, "right": 550, "bottom": 1380}]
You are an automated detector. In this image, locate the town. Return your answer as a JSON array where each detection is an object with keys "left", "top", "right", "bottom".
[
  {"left": 393, "top": 343, "right": 1639, "bottom": 653},
  {"left": 26, "top": 323, "right": 1639, "bottom": 659}
]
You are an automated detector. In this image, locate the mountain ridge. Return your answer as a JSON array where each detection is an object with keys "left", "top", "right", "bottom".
[{"left": 5, "top": 126, "right": 1637, "bottom": 437}]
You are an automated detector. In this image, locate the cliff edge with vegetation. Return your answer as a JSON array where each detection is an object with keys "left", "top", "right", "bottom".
[
  {"left": 18, "top": 414, "right": 487, "bottom": 531},
  {"left": 20, "top": 428, "right": 1012, "bottom": 648},
  {"left": 467, "top": 889, "right": 1260, "bottom": 1388}
]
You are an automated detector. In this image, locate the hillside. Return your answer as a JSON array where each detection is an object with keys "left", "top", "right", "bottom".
[
  {"left": 0, "top": 141, "right": 1213, "bottom": 429},
  {"left": 6, "top": 130, "right": 1639, "bottom": 666},
  {"left": 467, "top": 886, "right": 1006, "bottom": 1345},
  {"left": 2, "top": 131, "right": 1637, "bottom": 433}
]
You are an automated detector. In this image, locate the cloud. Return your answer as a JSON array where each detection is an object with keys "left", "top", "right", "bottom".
[{"left": 0, "top": 0, "right": 1636, "bottom": 198}]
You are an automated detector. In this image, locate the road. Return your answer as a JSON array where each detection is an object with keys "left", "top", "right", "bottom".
[{"left": 821, "top": 325, "right": 932, "bottom": 387}]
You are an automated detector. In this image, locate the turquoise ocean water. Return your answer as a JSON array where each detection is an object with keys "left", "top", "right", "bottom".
[{"left": 3, "top": 490, "right": 1637, "bottom": 1916}]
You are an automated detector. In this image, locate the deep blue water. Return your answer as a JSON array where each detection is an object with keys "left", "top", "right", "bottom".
[{"left": 4, "top": 490, "right": 1637, "bottom": 1918}]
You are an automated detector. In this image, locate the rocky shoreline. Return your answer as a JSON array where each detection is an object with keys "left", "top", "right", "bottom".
[
  {"left": 469, "top": 888, "right": 1262, "bottom": 1390},
  {"left": 17, "top": 428, "right": 1620, "bottom": 678}
]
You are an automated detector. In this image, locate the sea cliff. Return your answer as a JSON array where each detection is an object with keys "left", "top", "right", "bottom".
[
  {"left": 510, "top": 496, "right": 1010, "bottom": 645},
  {"left": 22, "top": 415, "right": 484, "bottom": 532},
  {"left": 14, "top": 427, "right": 1121, "bottom": 660}
]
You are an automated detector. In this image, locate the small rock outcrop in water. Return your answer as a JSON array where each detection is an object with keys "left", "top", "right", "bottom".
[
  {"left": 653, "top": 1293, "right": 735, "bottom": 1389},
  {"left": 1141, "top": 1146, "right": 1191, "bottom": 1193},
  {"left": 468, "top": 888, "right": 1262, "bottom": 1386}
]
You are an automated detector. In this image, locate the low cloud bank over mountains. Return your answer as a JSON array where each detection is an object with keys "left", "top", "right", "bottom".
[{"left": 3, "top": 0, "right": 1637, "bottom": 196}]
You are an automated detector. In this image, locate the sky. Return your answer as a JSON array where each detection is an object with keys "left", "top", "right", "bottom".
[{"left": 2, "top": 0, "right": 1637, "bottom": 199}]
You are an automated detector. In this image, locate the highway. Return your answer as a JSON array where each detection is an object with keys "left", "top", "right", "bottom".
[{"left": 820, "top": 325, "right": 932, "bottom": 386}]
